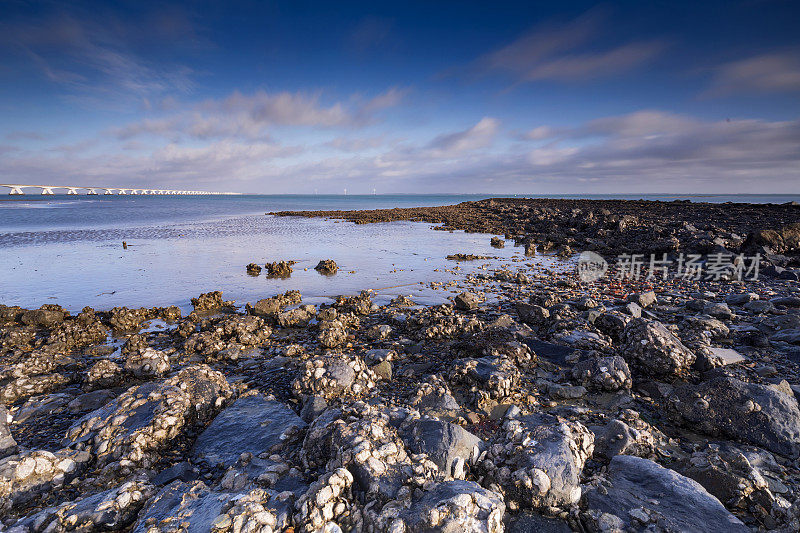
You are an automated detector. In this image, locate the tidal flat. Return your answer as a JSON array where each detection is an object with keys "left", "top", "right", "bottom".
[{"left": 1, "top": 197, "right": 800, "bottom": 532}]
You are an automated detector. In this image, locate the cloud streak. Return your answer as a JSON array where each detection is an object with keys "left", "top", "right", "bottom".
[
  {"left": 706, "top": 51, "right": 800, "bottom": 95},
  {"left": 478, "top": 11, "right": 665, "bottom": 83},
  {"left": 116, "top": 88, "right": 406, "bottom": 141}
]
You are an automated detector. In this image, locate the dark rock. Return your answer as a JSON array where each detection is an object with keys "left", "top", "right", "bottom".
[
  {"left": 192, "top": 395, "right": 306, "bottom": 468},
  {"left": 670, "top": 376, "right": 800, "bottom": 457},
  {"left": 403, "top": 419, "right": 484, "bottom": 477},
  {"left": 583, "top": 455, "right": 749, "bottom": 533}
]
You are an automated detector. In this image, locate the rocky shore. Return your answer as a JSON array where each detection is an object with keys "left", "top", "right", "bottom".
[{"left": 2, "top": 197, "right": 800, "bottom": 532}]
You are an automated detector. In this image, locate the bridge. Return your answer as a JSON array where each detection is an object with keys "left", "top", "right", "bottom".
[{"left": 0, "top": 184, "right": 234, "bottom": 195}]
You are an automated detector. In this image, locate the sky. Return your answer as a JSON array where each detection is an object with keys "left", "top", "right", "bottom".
[{"left": 0, "top": 0, "right": 799, "bottom": 194}]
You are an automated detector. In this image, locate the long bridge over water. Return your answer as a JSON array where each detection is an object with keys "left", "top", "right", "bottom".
[{"left": 0, "top": 184, "right": 234, "bottom": 195}]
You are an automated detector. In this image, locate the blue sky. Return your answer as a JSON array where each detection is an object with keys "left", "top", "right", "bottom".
[{"left": 1, "top": 0, "right": 798, "bottom": 193}]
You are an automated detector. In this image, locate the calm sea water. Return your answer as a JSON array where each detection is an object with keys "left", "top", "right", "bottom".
[{"left": 0, "top": 193, "right": 797, "bottom": 313}]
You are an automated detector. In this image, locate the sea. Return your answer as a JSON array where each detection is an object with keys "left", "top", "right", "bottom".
[{"left": 1, "top": 193, "right": 797, "bottom": 313}]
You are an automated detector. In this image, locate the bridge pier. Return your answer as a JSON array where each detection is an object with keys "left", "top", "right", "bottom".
[
  {"left": 87, "top": 189, "right": 98, "bottom": 195},
  {"left": 67, "top": 188, "right": 78, "bottom": 195},
  {"left": 41, "top": 187, "right": 54, "bottom": 195}
]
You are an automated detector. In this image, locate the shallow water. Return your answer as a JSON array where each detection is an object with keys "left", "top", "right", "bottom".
[
  {"left": 0, "top": 213, "right": 556, "bottom": 312},
  {"left": 1, "top": 193, "right": 795, "bottom": 313}
]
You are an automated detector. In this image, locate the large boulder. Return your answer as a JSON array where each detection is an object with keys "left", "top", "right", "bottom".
[
  {"left": 65, "top": 366, "right": 233, "bottom": 469},
  {"left": 483, "top": 413, "right": 594, "bottom": 510},
  {"left": 583, "top": 455, "right": 750, "bottom": 532},
  {"left": 192, "top": 395, "right": 306, "bottom": 468},
  {"left": 622, "top": 319, "right": 695, "bottom": 377},
  {"left": 669, "top": 377, "right": 800, "bottom": 457}
]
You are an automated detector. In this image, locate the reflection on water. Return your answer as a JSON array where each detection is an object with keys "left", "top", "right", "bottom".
[{"left": 0, "top": 214, "right": 562, "bottom": 312}]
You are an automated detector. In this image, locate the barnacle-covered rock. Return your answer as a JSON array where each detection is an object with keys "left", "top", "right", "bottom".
[
  {"left": 124, "top": 347, "right": 170, "bottom": 379},
  {"left": 294, "top": 468, "right": 358, "bottom": 532},
  {"left": 392, "top": 480, "right": 505, "bottom": 533},
  {"left": 570, "top": 356, "right": 632, "bottom": 391},
  {"left": 1, "top": 373, "right": 72, "bottom": 405},
  {"left": 190, "top": 290, "right": 234, "bottom": 312},
  {"left": 482, "top": 412, "right": 594, "bottom": 510},
  {"left": 292, "top": 354, "right": 376, "bottom": 400},
  {"left": 0, "top": 449, "right": 92, "bottom": 513},
  {"left": 451, "top": 356, "right": 520, "bottom": 402},
  {"left": 622, "top": 319, "right": 695, "bottom": 378},
  {"left": 84, "top": 360, "right": 123, "bottom": 391},
  {"left": 65, "top": 365, "right": 233, "bottom": 470},
  {"left": 9, "top": 479, "right": 154, "bottom": 532}
]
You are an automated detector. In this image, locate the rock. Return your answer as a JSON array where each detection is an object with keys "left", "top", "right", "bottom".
[
  {"left": 266, "top": 260, "right": 294, "bottom": 278},
  {"left": 292, "top": 354, "right": 376, "bottom": 400},
  {"left": 676, "top": 443, "right": 774, "bottom": 512},
  {"left": 315, "top": 259, "right": 339, "bottom": 275},
  {"left": 366, "top": 324, "right": 392, "bottom": 340},
  {"left": 628, "top": 291, "right": 657, "bottom": 308},
  {"left": 771, "top": 328, "right": 800, "bottom": 345},
  {"left": 13, "top": 393, "right": 72, "bottom": 423},
  {"left": 593, "top": 418, "right": 659, "bottom": 462},
  {"left": 124, "top": 347, "right": 170, "bottom": 378},
  {"left": 21, "top": 306, "right": 66, "bottom": 328},
  {"left": 278, "top": 306, "right": 316, "bottom": 327},
  {"left": 622, "top": 318, "right": 695, "bottom": 378},
  {"left": 246, "top": 290, "right": 302, "bottom": 318},
  {"left": 246, "top": 262, "right": 262, "bottom": 275},
  {"left": 151, "top": 461, "right": 196, "bottom": 486},
  {"left": 191, "top": 291, "right": 233, "bottom": 312},
  {"left": 131, "top": 481, "right": 227, "bottom": 532},
  {"left": 670, "top": 376, "right": 800, "bottom": 457},
  {"left": 703, "top": 302, "right": 734, "bottom": 319},
  {"left": 1, "top": 373, "right": 72, "bottom": 405},
  {"left": 317, "top": 324, "right": 348, "bottom": 348},
  {"left": 371, "top": 361, "right": 392, "bottom": 381},
  {"left": 67, "top": 389, "right": 118, "bottom": 413},
  {"left": 295, "top": 468, "right": 357, "bottom": 532},
  {"left": 571, "top": 356, "right": 632, "bottom": 391},
  {"left": 65, "top": 365, "right": 233, "bottom": 469},
  {"left": 552, "top": 329, "right": 611, "bottom": 351},
  {"left": 745, "top": 299, "right": 774, "bottom": 314},
  {"left": 484, "top": 413, "right": 594, "bottom": 509},
  {"left": 772, "top": 296, "right": 800, "bottom": 308},
  {"left": 84, "top": 360, "right": 123, "bottom": 390},
  {"left": 10, "top": 480, "right": 154, "bottom": 533},
  {"left": 454, "top": 292, "right": 482, "bottom": 311},
  {"left": 410, "top": 377, "right": 462, "bottom": 419},
  {"left": 395, "top": 480, "right": 505, "bottom": 533},
  {"left": 726, "top": 293, "right": 758, "bottom": 306},
  {"left": 452, "top": 356, "right": 520, "bottom": 401},
  {"left": 583, "top": 455, "right": 749, "bottom": 533},
  {"left": 1, "top": 405, "right": 17, "bottom": 459},
  {"left": 1, "top": 449, "right": 92, "bottom": 512},
  {"left": 695, "top": 347, "right": 746, "bottom": 370},
  {"left": 192, "top": 395, "right": 307, "bottom": 468},
  {"left": 490, "top": 236, "right": 505, "bottom": 248},
  {"left": 403, "top": 419, "right": 484, "bottom": 477},
  {"left": 300, "top": 395, "right": 328, "bottom": 423}
]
